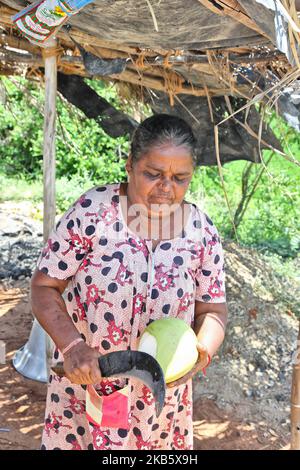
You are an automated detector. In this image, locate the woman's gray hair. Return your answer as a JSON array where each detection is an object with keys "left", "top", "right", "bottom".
[{"left": 130, "top": 114, "right": 197, "bottom": 165}]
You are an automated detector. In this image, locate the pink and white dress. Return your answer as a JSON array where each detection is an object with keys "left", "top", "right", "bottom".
[{"left": 36, "top": 182, "right": 226, "bottom": 450}]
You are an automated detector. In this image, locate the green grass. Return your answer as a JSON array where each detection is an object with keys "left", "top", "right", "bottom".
[
  {"left": 0, "top": 173, "right": 42, "bottom": 203},
  {"left": 0, "top": 173, "right": 97, "bottom": 214}
]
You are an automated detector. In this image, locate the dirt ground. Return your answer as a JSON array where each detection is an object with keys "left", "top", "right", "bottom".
[{"left": 0, "top": 281, "right": 290, "bottom": 450}]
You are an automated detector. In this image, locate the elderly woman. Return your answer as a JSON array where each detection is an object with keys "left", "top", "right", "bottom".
[{"left": 31, "top": 113, "right": 227, "bottom": 450}]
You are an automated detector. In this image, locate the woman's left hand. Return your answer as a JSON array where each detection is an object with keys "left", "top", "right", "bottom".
[{"left": 166, "top": 343, "right": 209, "bottom": 388}]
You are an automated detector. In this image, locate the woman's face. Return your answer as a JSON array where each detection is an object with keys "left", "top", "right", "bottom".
[{"left": 125, "top": 143, "right": 194, "bottom": 217}]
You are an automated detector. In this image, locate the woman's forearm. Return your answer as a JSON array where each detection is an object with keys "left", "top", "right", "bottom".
[
  {"left": 31, "top": 285, "right": 81, "bottom": 352},
  {"left": 193, "top": 312, "right": 227, "bottom": 358}
]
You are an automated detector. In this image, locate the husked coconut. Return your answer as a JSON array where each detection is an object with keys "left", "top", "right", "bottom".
[{"left": 138, "top": 318, "right": 199, "bottom": 383}]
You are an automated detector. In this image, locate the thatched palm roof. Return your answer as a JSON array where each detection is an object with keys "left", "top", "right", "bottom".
[
  {"left": 1, "top": 0, "right": 300, "bottom": 164},
  {"left": 0, "top": 0, "right": 292, "bottom": 92}
]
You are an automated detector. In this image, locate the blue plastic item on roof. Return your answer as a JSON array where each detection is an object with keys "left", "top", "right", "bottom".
[
  {"left": 58, "top": 0, "right": 94, "bottom": 15},
  {"left": 12, "top": 0, "right": 94, "bottom": 46}
]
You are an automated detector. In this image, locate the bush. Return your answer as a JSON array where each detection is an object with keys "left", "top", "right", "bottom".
[{"left": 0, "top": 77, "right": 129, "bottom": 182}]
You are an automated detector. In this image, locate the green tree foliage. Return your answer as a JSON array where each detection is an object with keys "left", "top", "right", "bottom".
[
  {"left": 189, "top": 150, "right": 300, "bottom": 257},
  {"left": 0, "top": 77, "right": 299, "bottom": 257},
  {"left": 0, "top": 77, "right": 128, "bottom": 182}
]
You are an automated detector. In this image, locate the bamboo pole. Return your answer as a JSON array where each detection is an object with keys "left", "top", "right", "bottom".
[
  {"left": 113, "top": 67, "right": 250, "bottom": 97},
  {"left": 0, "top": 41, "right": 286, "bottom": 68},
  {"left": 43, "top": 38, "right": 57, "bottom": 243},
  {"left": 291, "top": 320, "right": 300, "bottom": 449},
  {"left": 10, "top": 42, "right": 58, "bottom": 386},
  {"left": 13, "top": 38, "right": 58, "bottom": 384}
]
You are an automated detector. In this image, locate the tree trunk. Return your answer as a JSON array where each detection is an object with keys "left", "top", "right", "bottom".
[{"left": 57, "top": 73, "right": 137, "bottom": 138}]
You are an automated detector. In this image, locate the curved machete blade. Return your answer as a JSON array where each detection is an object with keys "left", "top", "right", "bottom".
[{"left": 52, "top": 350, "right": 165, "bottom": 417}]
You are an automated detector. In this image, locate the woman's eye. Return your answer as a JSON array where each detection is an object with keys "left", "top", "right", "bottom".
[
  {"left": 174, "top": 176, "right": 186, "bottom": 183},
  {"left": 145, "top": 172, "right": 160, "bottom": 179}
]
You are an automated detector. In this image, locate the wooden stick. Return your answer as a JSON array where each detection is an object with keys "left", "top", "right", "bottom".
[
  {"left": 0, "top": 33, "right": 40, "bottom": 54},
  {"left": 1, "top": 46, "right": 255, "bottom": 96},
  {"left": 42, "top": 38, "right": 58, "bottom": 377},
  {"left": 0, "top": 48, "right": 87, "bottom": 78},
  {"left": 113, "top": 67, "right": 248, "bottom": 97},
  {"left": 291, "top": 320, "right": 300, "bottom": 450},
  {"left": 2, "top": 47, "right": 283, "bottom": 68},
  {"left": 0, "top": 32, "right": 285, "bottom": 67},
  {"left": 42, "top": 38, "right": 57, "bottom": 243}
]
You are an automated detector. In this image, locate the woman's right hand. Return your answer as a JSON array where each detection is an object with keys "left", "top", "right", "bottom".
[{"left": 63, "top": 341, "right": 102, "bottom": 385}]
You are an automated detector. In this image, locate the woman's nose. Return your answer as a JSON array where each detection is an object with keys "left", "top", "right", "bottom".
[{"left": 160, "top": 178, "right": 172, "bottom": 192}]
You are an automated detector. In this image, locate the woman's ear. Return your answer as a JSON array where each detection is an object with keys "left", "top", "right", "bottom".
[{"left": 125, "top": 154, "right": 133, "bottom": 176}]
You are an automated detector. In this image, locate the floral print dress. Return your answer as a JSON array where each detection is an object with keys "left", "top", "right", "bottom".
[{"left": 36, "top": 182, "right": 226, "bottom": 450}]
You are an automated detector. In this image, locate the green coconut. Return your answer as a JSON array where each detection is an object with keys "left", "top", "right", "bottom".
[{"left": 138, "top": 318, "right": 199, "bottom": 383}]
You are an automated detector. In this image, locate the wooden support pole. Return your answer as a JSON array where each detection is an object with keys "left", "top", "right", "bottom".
[
  {"left": 42, "top": 38, "right": 58, "bottom": 376},
  {"left": 43, "top": 38, "right": 57, "bottom": 242},
  {"left": 11, "top": 40, "right": 58, "bottom": 385},
  {"left": 291, "top": 320, "right": 300, "bottom": 450}
]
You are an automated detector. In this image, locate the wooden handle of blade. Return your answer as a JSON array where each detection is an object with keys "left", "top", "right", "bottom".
[{"left": 51, "top": 362, "right": 66, "bottom": 377}]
